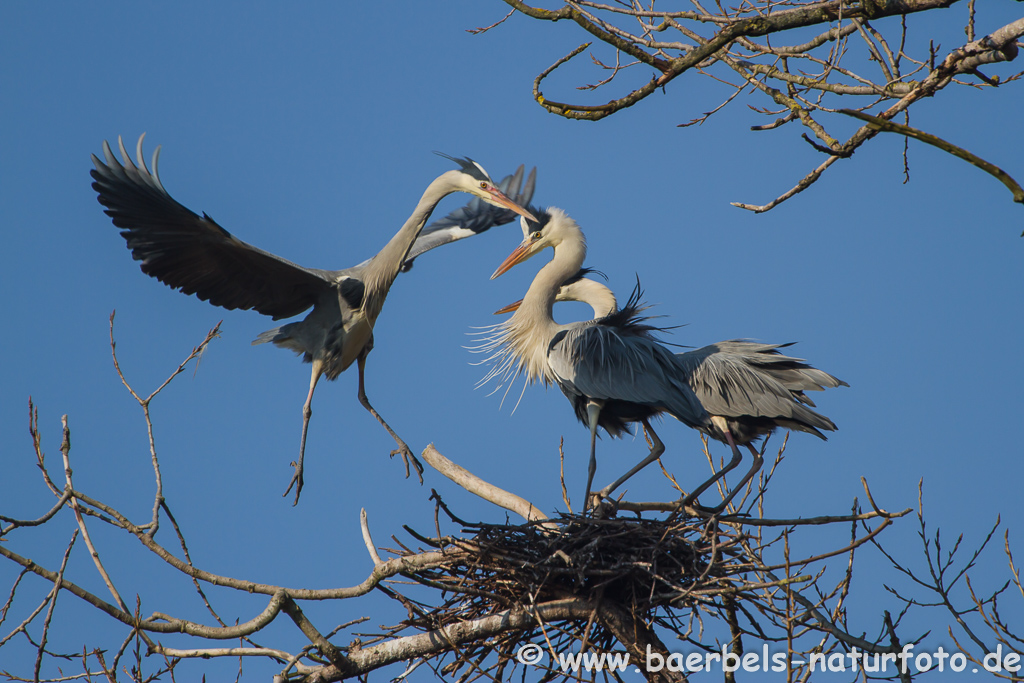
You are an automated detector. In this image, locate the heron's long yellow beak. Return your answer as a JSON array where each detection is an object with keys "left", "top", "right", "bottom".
[
  {"left": 485, "top": 186, "right": 536, "bottom": 222},
  {"left": 490, "top": 240, "right": 534, "bottom": 280},
  {"left": 493, "top": 299, "right": 524, "bottom": 315}
]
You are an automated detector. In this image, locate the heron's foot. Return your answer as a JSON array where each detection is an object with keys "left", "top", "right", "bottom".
[
  {"left": 678, "top": 488, "right": 721, "bottom": 516},
  {"left": 678, "top": 490, "right": 699, "bottom": 510},
  {"left": 684, "top": 499, "right": 723, "bottom": 515},
  {"left": 589, "top": 480, "right": 628, "bottom": 517},
  {"left": 677, "top": 493, "right": 749, "bottom": 518},
  {"left": 359, "top": 391, "right": 423, "bottom": 484},
  {"left": 389, "top": 443, "right": 425, "bottom": 484},
  {"left": 678, "top": 489, "right": 723, "bottom": 513},
  {"left": 595, "top": 481, "right": 619, "bottom": 502},
  {"left": 283, "top": 460, "right": 305, "bottom": 506},
  {"left": 588, "top": 493, "right": 619, "bottom": 520}
]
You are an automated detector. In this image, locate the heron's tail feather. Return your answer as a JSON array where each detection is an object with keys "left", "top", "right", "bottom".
[
  {"left": 252, "top": 327, "right": 284, "bottom": 346},
  {"left": 252, "top": 323, "right": 306, "bottom": 354}
]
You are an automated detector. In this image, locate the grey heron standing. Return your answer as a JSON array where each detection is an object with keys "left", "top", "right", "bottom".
[
  {"left": 494, "top": 262, "right": 847, "bottom": 511},
  {"left": 485, "top": 207, "right": 712, "bottom": 511},
  {"left": 91, "top": 135, "right": 536, "bottom": 502}
]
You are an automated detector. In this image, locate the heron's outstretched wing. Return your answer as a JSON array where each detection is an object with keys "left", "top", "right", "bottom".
[
  {"left": 92, "top": 135, "right": 335, "bottom": 321},
  {"left": 401, "top": 165, "right": 537, "bottom": 270},
  {"left": 674, "top": 342, "right": 841, "bottom": 431},
  {"left": 548, "top": 322, "right": 709, "bottom": 430}
]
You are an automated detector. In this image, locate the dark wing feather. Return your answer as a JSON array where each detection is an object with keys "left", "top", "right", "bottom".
[
  {"left": 599, "top": 277, "right": 664, "bottom": 339},
  {"left": 562, "top": 267, "right": 608, "bottom": 287},
  {"left": 92, "top": 136, "right": 334, "bottom": 320},
  {"left": 401, "top": 166, "right": 537, "bottom": 269}
]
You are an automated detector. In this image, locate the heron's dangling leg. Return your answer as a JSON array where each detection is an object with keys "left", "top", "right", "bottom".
[
  {"left": 680, "top": 426, "right": 744, "bottom": 511},
  {"left": 582, "top": 400, "right": 603, "bottom": 513},
  {"left": 284, "top": 358, "right": 324, "bottom": 504},
  {"left": 595, "top": 418, "right": 665, "bottom": 502},
  {"left": 357, "top": 351, "right": 424, "bottom": 483}
]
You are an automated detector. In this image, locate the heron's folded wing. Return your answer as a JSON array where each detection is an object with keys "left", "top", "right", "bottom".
[
  {"left": 675, "top": 344, "right": 838, "bottom": 431},
  {"left": 549, "top": 324, "right": 709, "bottom": 429},
  {"left": 92, "top": 136, "right": 333, "bottom": 321},
  {"left": 708, "top": 340, "right": 848, "bottom": 399}
]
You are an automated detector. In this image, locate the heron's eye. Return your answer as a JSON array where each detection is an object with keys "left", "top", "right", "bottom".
[
  {"left": 530, "top": 231, "right": 542, "bottom": 241},
  {"left": 480, "top": 181, "right": 488, "bottom": 189}
]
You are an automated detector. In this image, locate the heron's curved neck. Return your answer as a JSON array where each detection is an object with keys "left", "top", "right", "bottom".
[
  {"left": 575, "top": 279, "right": 617, "bottom": 319},
  {"left": 516, "top": 229, "right": 588, "bottom": 343},
  {"left": 483, "top": 222, "right": 586, "bottom": 386},
  {"left": 362, "top": 172, "right": 459, "bottom": 321}
]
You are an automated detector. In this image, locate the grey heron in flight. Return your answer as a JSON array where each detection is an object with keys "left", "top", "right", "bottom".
[
  {"left": 91, "top": 135, "right": 536, "bottom": 503},
  {"left": 485, "top": 207, "right": 712, "bottom": 511},
  {"left": 494, "top": 260, "right": 847, "bottom": 512}
]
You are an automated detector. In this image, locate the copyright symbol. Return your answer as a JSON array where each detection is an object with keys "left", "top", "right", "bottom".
[{"left": 516, "top": 643, "right": 544, "bottom": 666}]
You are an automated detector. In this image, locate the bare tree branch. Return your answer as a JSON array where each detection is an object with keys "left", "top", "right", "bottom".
[{"left": 490, "top": 1, "right": 1023, "bottom": 212}]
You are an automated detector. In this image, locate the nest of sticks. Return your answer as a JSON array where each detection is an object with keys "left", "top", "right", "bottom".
[{"left": 385, "top": 510, "right": 750, "bottom": 678}]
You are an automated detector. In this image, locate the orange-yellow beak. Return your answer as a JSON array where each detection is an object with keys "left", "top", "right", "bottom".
[
  {"left": 493, "top": 299, "right": 524, "bottom": 315},
  {"left": 485, "top": 185, "right": 536, "bottom": 222},
  {"left": 490, "top": 240, "right": 535, "bottom": 280}
]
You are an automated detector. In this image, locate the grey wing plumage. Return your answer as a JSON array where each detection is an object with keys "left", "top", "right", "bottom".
[
  {"left": 699, "top": 341, "right": 847, "bottom": 406},
  {"left": 548, "top": 323, "right": 709, "bottom": 429},
  {"left": 400, "top": 165, "right": 537, "bottom": 270},
  {"left": 675, "top": 342, "right": 843, "bottom": 432},
  {"left": 92, "top": 135, "right": 335, "bottom": 321}
]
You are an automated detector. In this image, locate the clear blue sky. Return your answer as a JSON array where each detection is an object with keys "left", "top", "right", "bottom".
[{"left": 2, "top": 2, "right": 1022, "bottom": 679}]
